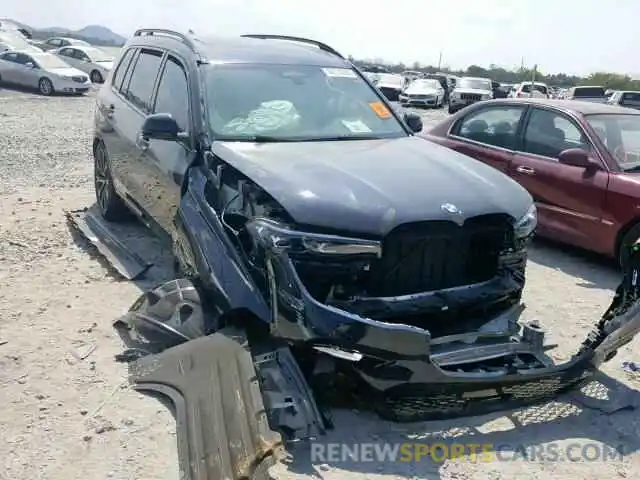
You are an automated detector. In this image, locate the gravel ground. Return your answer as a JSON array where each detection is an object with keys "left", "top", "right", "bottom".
[{"left": 1, "top": 84, "right": 640, "bottom": 480}]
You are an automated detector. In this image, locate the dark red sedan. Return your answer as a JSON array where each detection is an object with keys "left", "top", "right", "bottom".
[{"left": 423, "top": 98, "right": 640, "bottom": 265}]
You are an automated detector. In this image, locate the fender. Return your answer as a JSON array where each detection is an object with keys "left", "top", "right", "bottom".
[{"left": 175, "top": 166, "right": 271, "bottom": 323}]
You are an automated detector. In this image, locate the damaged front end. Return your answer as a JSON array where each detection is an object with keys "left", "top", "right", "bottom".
[{"left": 240, "top": 217, "right": 640, "bottom": 421}]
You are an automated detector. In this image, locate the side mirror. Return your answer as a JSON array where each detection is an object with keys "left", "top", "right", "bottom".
[
  {"left": 403, "top": 111, "right": 423, "bottom": 133},
  {"left": 558, "top": 148, "right": 592, "bottom": 168},
  {"left": 25, "top": 62, "right": 36, "bottom": 69},
  {"left": 141, "top": 113, "right": 181, "bottom": 141}
]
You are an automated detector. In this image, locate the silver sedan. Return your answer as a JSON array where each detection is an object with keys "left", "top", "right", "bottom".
[{"left": 0, "top": 50, "right": 91, "bottom": 95}]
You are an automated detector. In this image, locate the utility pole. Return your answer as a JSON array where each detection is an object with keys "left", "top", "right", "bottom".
[{"left": 437, "top": 51, "right": 442, "bottom": 70}]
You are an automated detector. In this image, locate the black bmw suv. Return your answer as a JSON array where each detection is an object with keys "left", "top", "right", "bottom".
[{"left": 93, "top": 29, "right": 536, "bottom": 341}]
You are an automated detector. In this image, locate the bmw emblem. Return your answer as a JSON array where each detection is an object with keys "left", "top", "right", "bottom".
[{"left": 441, "top": 203, "right": 461, "bottom": 215}]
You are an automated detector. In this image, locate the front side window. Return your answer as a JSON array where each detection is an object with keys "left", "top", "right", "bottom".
[
  {"left": 455, "top": 106, "right": 525, "bottom": 149},
  {"left": 154, "top": 56, "right": 189, "bottom": 131},
  {"left": 204, "top": 64, "right": 407, "bottom": 141},
  {"left": 124, "top": 49, "right": 163, "bottom": 112},
  {"left": 586, "top": 114, "right": 640, "bottom": 171},
  {"left": 523, "top": 108, "right": 590, "bottom": 159},
  {"left": 47, "top": 38, "right": 61, "bottom": 47}
]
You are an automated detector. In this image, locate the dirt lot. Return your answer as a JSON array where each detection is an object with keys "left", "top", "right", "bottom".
[{"left": 1, "top": 86, "right": 640, "bottom": 480}]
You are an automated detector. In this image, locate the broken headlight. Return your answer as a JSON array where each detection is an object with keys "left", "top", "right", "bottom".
[
  {"left": 246, "top": 218, "right": 382, "bottom": 258},
  {"left": 514, "top": 204, "right": 537, "bottom": 238}
]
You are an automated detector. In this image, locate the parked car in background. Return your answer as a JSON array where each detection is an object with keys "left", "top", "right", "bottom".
[
  {"left": 0, "top": 20, "right": 32, "bottom": 39},
  {"left": 509, "top": 81, "right": 549, "bottom": 99},
  {"left": 0, "top": 49, "right": 90, "bottom": 95},
  {"left": 399, "top": 78, "right": 444, "bottom": 108},
  {"left": 33, "top": 36, "right": 91, "bottom": 51},
  {"left": 448, "top": 76, "right": 493, "bottom": 114},
  {"left": 567, "top": 85, "right": 606, "bottom": 102},
  {"left": 607, "top": 91, "right": 640, "bottom": 110},
  {"left": 423, "top": 72, "right": 451, "bottom": 104},
  {"left": 424, "top": 98, "right": 640, "bottom": 266},
  {"left": 492, "top": 81, "right": 510, "bottom": 99},
  {"left": 54, "top": 45, "right": 114, "bottom": 83},
  {"left": 0, "top": 32, "right": 42, "bottom": 53},
  {"left": 374, "top": 73, "right": 404, "bottom": 101}
]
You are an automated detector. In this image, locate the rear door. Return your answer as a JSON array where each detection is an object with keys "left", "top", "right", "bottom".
[
  {"left": 138, "top": 53, "right": 195, "bottom": 234},
  {"left": 509, "top": 106, "right": 610, "bottom": 253},
  {"left": 58, "top": 47, "right": 81, "bottom": 69},
  {"left": 95, "top": 47, "right": 139, "bottom": 197},
  {"left": 445, "top": 104, "right": 528, "bottom": 173},
  {"left": 114, "top": 47, "right": 165, "bottom": 221}
]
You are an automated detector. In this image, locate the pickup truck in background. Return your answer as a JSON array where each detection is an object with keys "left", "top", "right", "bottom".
[
  {"left": 608, "top": 91, "right": 640, "bottom": 110},
  {"left": 567, "top": 85, "right": 607, "bottom": 102}
]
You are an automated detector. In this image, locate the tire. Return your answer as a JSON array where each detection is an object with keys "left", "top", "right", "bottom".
[
  {"left": 93, "top": 141, "right": 129, "bottom": 222},
  {"left": 38, "top": 77, "right": 54, "bottom": 96},
  {"left": 618, "top": 224, "right": 640, "bottom": 269},
  {"left": 90, "top": 69, "right": 103, "bottom": 84}
]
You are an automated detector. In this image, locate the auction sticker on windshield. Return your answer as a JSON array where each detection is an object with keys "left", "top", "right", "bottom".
[
  {"left": 369, "top": 102, "right": 392, "bottom": 119},
  {"left": 322, "top": 68, "right": 358, "bottom": 78},
  {"left": 341, "top": 119, "right": 372, "bottom": 133}
]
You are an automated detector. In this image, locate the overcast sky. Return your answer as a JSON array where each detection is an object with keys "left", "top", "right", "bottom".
[{"left": 3, "top": 0, "right": 638, "bottom": 76}]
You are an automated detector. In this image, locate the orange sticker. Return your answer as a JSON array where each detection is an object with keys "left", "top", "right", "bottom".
[{"left": 370, "top": 102, "right": 392, "bottom": 119}]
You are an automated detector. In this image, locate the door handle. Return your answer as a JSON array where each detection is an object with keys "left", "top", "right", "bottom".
[
  {"left": 136, "top": 133, "right": 149, "bottom": 151},
  {"left": 516, "top": 165, "right": 535, "bottom": 175}
]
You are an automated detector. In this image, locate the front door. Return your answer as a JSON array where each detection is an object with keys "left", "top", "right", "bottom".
[
  {"left": 137, "top": 53, "right": 194, "bottom": 234},
  {"left": 509, "top": 106, "right": 610, "bottom": 253}
]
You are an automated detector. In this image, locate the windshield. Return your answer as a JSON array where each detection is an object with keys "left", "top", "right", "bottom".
[
  {"left": 586, "top": 114, "right": 640, "bottom": 171},
  {"left": 204, "top": 64, "right": 407, "bottom": 141},
  {"left": 459, "top": 78, "right": 491, "bottom": 90},
  {"left": 84, "top": 48, "right": 113, "bottom": 62},
  {"left": 521, "top": 83, "right": 548, "bottom": 94},
  {"left": 407, "top": 79, "right": 440, "bottom": 91},
  {"left": 573, "top": 86, "right": 605, "bottom": 98}
]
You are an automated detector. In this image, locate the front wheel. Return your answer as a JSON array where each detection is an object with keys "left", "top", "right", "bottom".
[
  {"left": 38, "top": 77, "right": 54, "bottom": 96},
  {"left": 90, "top": 69, "right": 103, "bottom": 84},
  {"left": 618, "top": 224, "right": 640, "bottom": 269}
]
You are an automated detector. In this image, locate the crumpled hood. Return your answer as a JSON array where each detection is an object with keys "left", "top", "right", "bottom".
[{"left": 211, "top": 136, "right": 532, "bottom": 236}]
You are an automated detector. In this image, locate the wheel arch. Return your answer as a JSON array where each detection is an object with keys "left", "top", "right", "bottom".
[{"left": 615, "top": 217, "right": 640, "bottom": 259}]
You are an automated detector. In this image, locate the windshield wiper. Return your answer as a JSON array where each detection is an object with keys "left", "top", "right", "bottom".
[{"left": 296, "top": 135, "right": 385, "bottom": 142}]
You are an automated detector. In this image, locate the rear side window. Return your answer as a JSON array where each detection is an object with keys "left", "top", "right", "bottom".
[
  {"left": 573, "top": 87, "right": 605, "bottom": 97},
  {"left": 621, "top": 92, "right": 640, "bottom": 106},
  {"left": 123, "top": 49, "right": 163, "bottom": 112},
  {"left": 153, "top": 55, "right": 190, "bottom": 131},
  {"left": 455, "top": 106, "right": 525, "bottom": 150},
  {"left": 111, "top": 48, "right": 135, "bottom": 91}
]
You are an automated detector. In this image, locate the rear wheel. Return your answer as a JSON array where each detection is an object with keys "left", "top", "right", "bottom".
[
  {"left": 38, "top": 77, "right": 54, "bottom": 96},
  {"left": 94, "top": 141, "right": 129, "bottom": 221},
  {"left": 90, "top": 69, "right": 103, "bottom": 83}
]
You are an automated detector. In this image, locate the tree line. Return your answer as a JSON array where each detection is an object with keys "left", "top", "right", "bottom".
[{"left": 349, "top": 57, "right": 640, "bottom": 91}]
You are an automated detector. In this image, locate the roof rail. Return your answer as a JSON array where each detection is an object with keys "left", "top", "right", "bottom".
[
  {"left": 133, "top": 28, "right": 197, "bottom": 51},
  {"left": 240, "top": 34, "right": 344, "bottom": 59}
]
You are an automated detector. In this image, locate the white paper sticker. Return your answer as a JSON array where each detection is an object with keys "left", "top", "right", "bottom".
[
  {"left": 322, "top": 67, "right": 358, "bottom": 78},
  {"left": 341, "top": 119, "right": 372, "bottom": 133}
]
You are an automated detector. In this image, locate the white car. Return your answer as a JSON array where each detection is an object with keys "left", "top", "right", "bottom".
[
  {"left": 0, "top": 31, "right": 42, "bottom": 53},
  {"left": 399, "top": 78, "right": 445, "bottom": 108},
  {"left": 0, "top": 49, "right": 91, "bottom": 95},
  {"left": 448, "top": 77, "right": 493, "bottom": 114},
  {"left": 509, "top": 81, "right": 549, "bottom": 99},
  {"left": 34, "top": 36, "right": 91, "bottom": 51},
  {"left": 54, "top": 45, "right": 114, "bottom": 83}
]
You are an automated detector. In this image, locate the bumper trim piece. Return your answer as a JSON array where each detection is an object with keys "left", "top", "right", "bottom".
[
  {"left": 130, "top": 329, "right": 282, "bottom": 480},
  {"left": 65, "top": 207, "right": 152, "bottom": 280}
]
